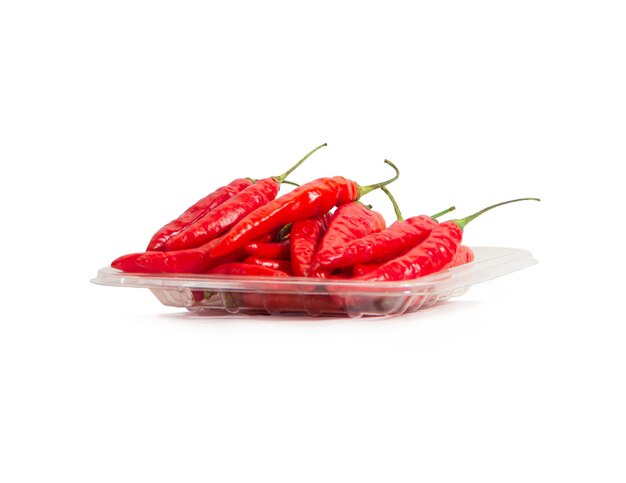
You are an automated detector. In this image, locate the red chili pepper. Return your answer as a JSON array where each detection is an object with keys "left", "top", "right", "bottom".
[
  {"left": 147, "top": 178, "right": 252, "bottom": 251},
  {"left": 112, "top": 227, "right": 280, "bottom": 274},
  {"left": 110, "top": 252, "right": 146, "bottom": 273},
  {"left": 353, "top": 240, "right": 473, "bottom": 277},
  {"left": 349, "top": 246, "right": 475, "bottom": 280},
  {"left": 207, "top": 263, "right": 289, "bottom": 277},
  {"left": 309, "top": 202, "right": 387, "bottom": 278},
  {"left": 159, "top": 144, "right": 327, "bottom": 251},
  {"left": 313, "top": 187, "right": 455, "bottom": 270},
  {"left": 243, "top": 256, "right": 292, "bottom": 274},
  {"left": 289, "top": 213, "right": 331, "bottom": 277},
  {"left": 112, "top": 234, "right": 245, "bottom": 273},
  {"left": 210, "top": 160, "right": 400, "bottom": 258},
  {"left": 244, "top": 241, "right": 291, "bottom": 260},
  {"left": 356, "top": 198, "right": 539, "bottom": 282}
]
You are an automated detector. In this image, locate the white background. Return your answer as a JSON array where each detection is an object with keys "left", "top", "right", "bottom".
[{"left": 1, "top": 1, "right": 625, "bottom": 482}]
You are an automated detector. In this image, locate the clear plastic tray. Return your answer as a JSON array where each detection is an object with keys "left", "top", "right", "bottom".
[{"left": 91, "top": 247, "right": 536, "bottom": 318}]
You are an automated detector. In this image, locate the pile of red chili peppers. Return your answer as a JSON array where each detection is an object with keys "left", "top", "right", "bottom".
[{"left": 111, "top": 144, "right": 539, "bottom": 291}]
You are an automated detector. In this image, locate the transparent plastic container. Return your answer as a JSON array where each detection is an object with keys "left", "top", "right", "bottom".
[{"left": 91, "top": 247, "right": 536, "bottom": 318}]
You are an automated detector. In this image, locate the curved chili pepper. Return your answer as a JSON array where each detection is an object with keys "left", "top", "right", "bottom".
[
  {"left": 244, "top": 241, "right": 291, "bottom": 260},
  {"left": 159, "top": 143, "right": 327, "bottom": 251},
  {"left": 313, "top": 187, "right": 455, "bottom": 270},
  {"left": 309, "top": 202, "right": 386, "bottom": 278},
  {"left": 121, "top": 234, "right": 245, "bottom": 273},
  {"left": 113, "top": 229, "right": 280, "bottom": 274},
  {"left": 207, "top": 263, "right": 289, "bottom": 277},
  {"left": 210, "top": 160, "right": 400, "bottom": 258},
  {"left": 352, "top": 246, "right": 474, "bottom": 278},
  {"left": 356, "top": 198, "right": 539, "bottom": 282},
  {"left": 147, "top": 178, "right": 252, "bottom": 251},
  {"left": 290, "top": 213, "right": 331, "bottom": 277},
  {"left": 111, "top": 252, "right": 146, "bottom": 273},
  {"left": 243, "top": 256, "right": 292, "bottom": 274},
  {"left": 161, "top": 178, "right": 281, "bottom": 251}
]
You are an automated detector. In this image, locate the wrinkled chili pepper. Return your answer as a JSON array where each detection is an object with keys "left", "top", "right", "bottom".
[
  {"left": 244, "top": 241, "right": 291, "bottom": 260},
  {"left": 353, "top": 245, "right": 474, "bottom": 277},
  {"left": 210, "top": 160, "right": 400, "bottom": 258},
  {"left": 243, "top": 256, "right": 292, "bottom": 274},
  {"left": 112, "top": 229, "right": 281, "bottom": 274},
  {"left": 159, "top": 143, "right": 327, "bottom": 251},
  {"left": 290, "top": 213, "right": 331, "bottom": 277},
  {"left": 313, "top": 187, "right": 455, "bottom": 270},
  {"left": 309, "top": 202, "right": 387, "bottom": 278},
  {"left": 112, "top": 233, "right": 246, "bottom": 273},
  {"left": 355, "top": 198, "right": 539, "bottom": 282},
  {"left": 147, "top": 178, "right": 252, "bottom": 251}
]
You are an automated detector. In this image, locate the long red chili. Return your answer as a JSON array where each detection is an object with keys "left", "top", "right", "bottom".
[
  {"left": 112, "top": 234, "right": 245, "bottom": 273},
  {"left": 313, "top": 187, "right": 455, "bottom": 270},
  {"left": 209, "top": 160, "right": 400, "bottom": 258},
  {"left": 309, "top": 202, "right": 386, "bottom": 278},
  {"left": 290, "top": 213, "right": 331, "bottom": 277},
  {"left": 159, "top": 143, "right": 327, "bottom": 251},
  {"left": 147, "top": 178, "right": 252, "bottom": 251},
  {"left": 354, "top": 245, "right": 474, "bottom": 277},
  {"left": 356, "top": 198, "right": 539, "bottom": 282}
]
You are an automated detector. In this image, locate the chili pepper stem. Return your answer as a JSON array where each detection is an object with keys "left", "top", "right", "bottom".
[
  {"left": 380, "top": 186, "right": 404, "bottom": 221},
  {"left": 454, "top": 197, "right": 540, "bottom": 229},
  {"left": 273, "top": 143, "right": 327, "bottom": 184},
  {"left": 358, "top": 159, "right": 400, "bottom": 198},
  {"left": 431, "top": 206, "right": 456, "bottom": 219}
]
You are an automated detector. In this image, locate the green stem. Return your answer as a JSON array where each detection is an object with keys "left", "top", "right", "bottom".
[
  {"left": 281, "top": 180, "right": 300, "bottom": 187},
  {"left": 358, "top": 159, "right": 400, "bottom": 198},
  {"left": 431, "top": 206, "right": 456, "bottom": 219},
  {"left": 274, "top": 143, "right": 327, "bottom": 183},
  {"left": 454, "top": 197, "right": 540, "bottom": 229},
  {"left": 278, "top": 223, "right": 292, "bottom": 241},
  {"left": 380, "top": 186, "right": 404, "bottom": 221}
]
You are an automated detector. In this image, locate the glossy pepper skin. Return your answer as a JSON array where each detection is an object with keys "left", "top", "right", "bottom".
[
  {"left": 310, "top": 203, "right": 386, "bottom": 278},
  {"left": 355, "top": 221, "right": 463, "bottom": 282},
  {"left": 314, "top": 214, "right": 436, "bottom": 270},
  {"left": 289, "top": 213, "right": 331, "bottom": 277},
  {"left": 353, "top": 245, "right": 474, "bottom": 277},
  {"left": 244, "top": 241, "right": 291, "bottom": 260},
  {"left": 210, "top": 176, "right": 359, "bottom": 258},
  {"left": 243, "top": 256, "right": 292, "bottom": 274},
  {"left": 112, "top": 234, "right": 245, "bottom": 274},
  {"left": 147, "top": 178, "right": 252, "bottom": 251},
  {"left": 160, "top": 178, "right": 281, "bottom": 251}
]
